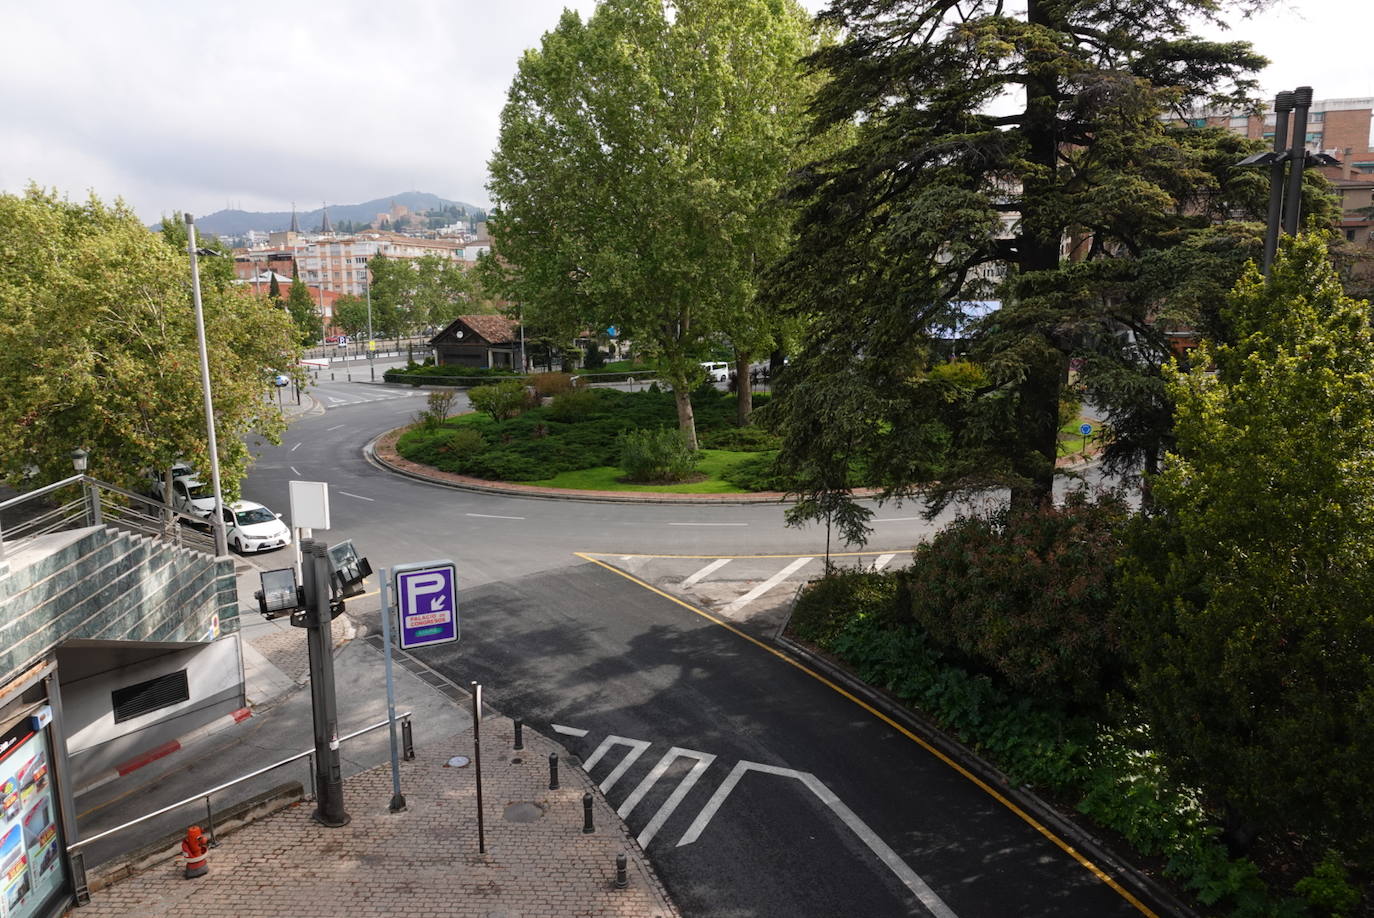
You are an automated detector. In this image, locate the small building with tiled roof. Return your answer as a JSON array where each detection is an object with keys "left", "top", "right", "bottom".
[{"left": 429, "top": 315, "right": 522, "bottom": 369}]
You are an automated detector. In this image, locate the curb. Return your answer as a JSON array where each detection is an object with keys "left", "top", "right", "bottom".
[
  {"left": 364, "top": 429, "right": 804, "bottom": 505},
  {"left": 77, "top": 708, "right": 254, "bottom": 796},
  {"left": 771, "top": 634, "right": 1199, "bottom": 918}
]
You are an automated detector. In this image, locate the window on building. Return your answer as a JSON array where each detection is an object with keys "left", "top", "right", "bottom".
[
  {"left": 1309, "top": 112, "right": 1324, "bottom": 123},
  {"left": 1347, "top": 228, "right": 1357, "bottom": 242},
  {"left": 1229, "top": 116, "right": 1249, "bottom": 128},
  {"left": 112, "top": 670, "right": 190, "bottom": 723}
]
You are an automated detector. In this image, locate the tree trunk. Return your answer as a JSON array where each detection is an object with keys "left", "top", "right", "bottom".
[
  {"left": 734, "top": 351, "right": 753, "bottom": 427},
  {"left": 672, "top": 373, "right": 699, "bottom": 450}
]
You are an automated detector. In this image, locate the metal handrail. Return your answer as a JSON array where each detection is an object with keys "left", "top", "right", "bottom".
[
  {"left": 0, "top": 474, "right": 85, "bottom": 510},
  {"left": 68, "top": 710, "right": 413, "bottom": 853}
]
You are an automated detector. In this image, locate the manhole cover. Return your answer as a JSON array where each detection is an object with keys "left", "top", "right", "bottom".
[
  {"left": 503, "top": 802, "right": 544, "bottom": 824},
  {"left": 447, "top": 755, "right": 470, "bottom": 768}
]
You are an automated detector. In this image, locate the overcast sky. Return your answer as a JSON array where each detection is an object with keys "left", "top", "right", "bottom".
[{"left": 1, "top": 0, "right": 1367, "bottom": 224}]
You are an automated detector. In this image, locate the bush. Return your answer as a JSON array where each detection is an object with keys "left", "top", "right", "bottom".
[
  {"left": 618, "top": 428, "right": 699, "bottom": 482},
  {"left": 904, "top": 492, "right": 1130, "bottom": 710},
  {"left": 789, "top": 569, "right": 900, "bottom": 646},
  {"left": 413, "top": 389, "right": 459, "bottom": 430},
  {"left": 549, "top": 388, "right": 602, "bottom": 421},
  {"left": 468, "top": 380, "right": 533, "bottom": 421},
  {"left": 383, "top": 363, "right": 520, "bottom": 386},
  {"left": 444, "top": 427, "right": 487, "bottom": 459},
  {"left": 720, "top": 453, "right": 792, "bottom": 492},
  {"left": 530, "top": 372, "right": 574, "bottom": 398},
  {"left": 699, "top": 425, "right": 780, "bottom": 451}
]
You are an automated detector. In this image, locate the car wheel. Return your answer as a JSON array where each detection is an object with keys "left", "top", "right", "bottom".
[{"left": 232, "top": 538, "right": 243, "bottom": 554}]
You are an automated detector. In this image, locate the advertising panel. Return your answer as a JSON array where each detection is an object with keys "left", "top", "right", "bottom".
[{"left": 0, "top": 723, "right": 63, "bottom": 918}]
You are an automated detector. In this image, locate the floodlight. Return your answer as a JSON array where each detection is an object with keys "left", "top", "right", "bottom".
[
  {"left": 327, "top": 539, "right": 372, "bottom": 599},
  {"left": 256, "top": 567, "right": 304, "bottom": 619}
]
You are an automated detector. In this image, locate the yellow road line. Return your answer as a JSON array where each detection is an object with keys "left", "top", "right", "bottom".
[{"left": 574, "top": 551, "right": 1160, "bottom": 918}]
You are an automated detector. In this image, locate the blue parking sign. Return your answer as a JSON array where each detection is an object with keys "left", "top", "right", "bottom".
[{"left": 394, "top": 561, "right": 459, "bottom": 649}]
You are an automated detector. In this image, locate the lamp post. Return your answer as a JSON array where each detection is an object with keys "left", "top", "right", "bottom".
[
  {"left": 365, "top": 281, "right": 375, "bottom": 381},
  {"left": 70, "top": 448, "right": 101, "bottom": 527},
  {"left": 185, "top": 215, "right": 230, "bottom": 557},
  {"left": 1236, "top": 86, "right": 1341, "bottom": 278}
]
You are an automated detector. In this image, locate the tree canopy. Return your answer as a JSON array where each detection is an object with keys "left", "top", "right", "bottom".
[
  {"left": 486, "top": 0, "right": 823, "bottom": 446},
  {"left": 0, "top": 187, "right": 298, "bottom": 494},
  {"left": 762, "top": 0, "right": 1324, "bottom": 541},
  {"left": 1121, "top": 234, "right": 1374, "bottom": 860}
]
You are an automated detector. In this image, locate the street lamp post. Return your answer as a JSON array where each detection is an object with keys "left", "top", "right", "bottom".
[
  {"left": 365, "top": 281, "right": 375, "bottom": 381},
  {"left": 184, "top": 215, "right": 229, "bottom": 557}
]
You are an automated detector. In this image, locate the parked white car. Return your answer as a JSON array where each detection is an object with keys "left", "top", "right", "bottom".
[
  {"left": 165, "top": 476, "right": 217, "bottom": 519},
  {"left": 221, "top": 501, "right": 292, "bottom": 554},
  {"left": 700, "top": 361, "right": 730, "bottom": 382}
]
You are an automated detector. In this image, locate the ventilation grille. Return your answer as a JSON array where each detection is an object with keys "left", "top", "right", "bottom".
[{"left": 112, "top": 671, "right": 190, "bottom": 723}]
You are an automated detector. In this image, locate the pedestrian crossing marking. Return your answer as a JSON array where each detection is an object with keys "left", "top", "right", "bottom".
[
  {"left": 618, "top": 747, "right": 716, "bottom": 848},
  {"left": 720, "top": 556, "right": 812, "bottom": 614},
  {"left": 583, "top": 735, "right": 652, "bottom": 794}
]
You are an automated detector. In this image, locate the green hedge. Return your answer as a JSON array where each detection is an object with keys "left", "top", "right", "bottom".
[
  {"left": 384, "top": 363, "right": 520, "bottom": 386},
  {"left": 395, "top": 388, "right": 777, "bottom": 485}
]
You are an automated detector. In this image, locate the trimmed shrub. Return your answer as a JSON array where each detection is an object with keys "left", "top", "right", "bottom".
[
  {"left": 444, "top": 427, "right": 486, "bottom": 459},
  {"left": 469, "top": 380, "right": 533, "bottom": 421},
  {"left": 904, "top": 492, "right": 1130, "bottom": 710},
  {"left": 549, "top": 388, "right": 602, "bottom": 421},
  {"left": 699, "top": 425, "right": 780, "bottom": 451},
  {"left": 789, "top": 569, "right": 900, "bottom": 646},
  {"left": 618, "top": 428, "right": 699, "bottom": 482},
  {"left": 720, "top": 453, "right": 792, "bottom": 492},
  {"left": 530, "top": 372, "right": 574, "bottom": 398}
]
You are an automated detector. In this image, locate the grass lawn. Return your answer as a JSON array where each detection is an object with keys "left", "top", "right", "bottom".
[
  {"left": 526, "top": 449, "right": 758, "bottom": 493},
  {"left": 1057, "top": 415, "right": 1104, "bottom": 457}
]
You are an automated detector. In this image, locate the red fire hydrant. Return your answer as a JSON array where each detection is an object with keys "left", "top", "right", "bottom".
[{"left": 181, "top": 826, "right": 209, "bottom": 879}]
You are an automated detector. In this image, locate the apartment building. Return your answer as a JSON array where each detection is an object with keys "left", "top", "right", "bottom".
[{"left": 1181, "top": 96, "right": 1374, "bottom": 182}]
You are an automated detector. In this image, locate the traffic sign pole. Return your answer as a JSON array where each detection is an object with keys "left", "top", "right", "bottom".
[{"left": 378, "top": 569, "right": 406, "bottom": 813}]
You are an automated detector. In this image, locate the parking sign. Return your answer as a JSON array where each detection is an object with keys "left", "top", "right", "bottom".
[{"left": 393, "top": 561, "right": 459, "bottom": 649}]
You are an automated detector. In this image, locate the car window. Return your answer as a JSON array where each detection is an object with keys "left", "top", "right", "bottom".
[
  {"left": 185, "top": 481, "right": 214, "bottom": 500},
  {"left": 235, "top": 507, "right": 277, "bottom": 526}
]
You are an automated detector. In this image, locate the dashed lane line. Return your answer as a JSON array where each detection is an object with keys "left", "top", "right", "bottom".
[
  {"left": 338, "top": 491, "right": 375, "bottom": 501},
  {"left": 720, "top": 557, "right": 812, "bottom": 614},
  {"left": 466, "top": 512, "right": 526, "bottom": 521},
  {"left": 667, "top": 522, "right": 749, "bottom": 527}
]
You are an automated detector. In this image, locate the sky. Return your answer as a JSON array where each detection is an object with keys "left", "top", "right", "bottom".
[{"left": 1, "top": 0, "right": 1368, "bottom": 225}]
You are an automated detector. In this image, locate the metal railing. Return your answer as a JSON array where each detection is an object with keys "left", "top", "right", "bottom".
[
  {"left": 0, "top": 475, "right": 218, "bottom": 564},
  {"left": 67, "top": 711, "right": 414, "bottom": 904}
]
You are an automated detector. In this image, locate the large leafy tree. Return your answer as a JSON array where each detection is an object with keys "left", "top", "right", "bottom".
[
  {"left": 0, "top": 187, "right": 298, "bottom": 494},
  {"left": 765, "top": 0, "right": 1290, "bottom": 538},
  {"left": 285, "top": 269, "right": 323, "bottom": 345},
  {"left": 486, "top": 0, "right": 821, "bottom": 446},
  {"left": 1121, "top": 234, "right": 1374, "bottom": 860}
]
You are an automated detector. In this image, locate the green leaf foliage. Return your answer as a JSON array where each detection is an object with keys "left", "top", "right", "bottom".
[
  {"left": 617, "top": 428, "right": 699, "bottom": 483},
  {"left": 0, "top": 187, "right": 297, "bottom": 493},
  {"left": 764, "top": 0, "right": 1337, "bottom": 525},
  {"left": 1122, "top": 234, "right": 1374, "bottom": 862},
  {"left": 486, "top": 0, "right": 824, "bottom": 445}
]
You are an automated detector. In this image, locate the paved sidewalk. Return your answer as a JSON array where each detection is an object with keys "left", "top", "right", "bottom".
[{"left": 74, "top": 438, "right": 680, "bottom": 916}]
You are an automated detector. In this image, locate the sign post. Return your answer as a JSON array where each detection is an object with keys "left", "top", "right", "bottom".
[
  {"left": 1079, "top": 422, "right": 1093, "bottom": 454},
  {"left": 378, "top": 569, "right": 406, "bottom": 813},
  {"left": 393, "top": 561, "right": 460, "bottom": 650}
]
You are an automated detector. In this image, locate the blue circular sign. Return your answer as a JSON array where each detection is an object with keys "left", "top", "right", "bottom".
[{"left": 1079, "top": 423, "right": 1093, "bottom": 436}]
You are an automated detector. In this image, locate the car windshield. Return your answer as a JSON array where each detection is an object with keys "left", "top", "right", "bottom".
[
  {"left": 235, "top": 507, "right": 277, "bottom": 526},
  {"left": 183, "top": 481, "right": 214, "bottom": 500}
]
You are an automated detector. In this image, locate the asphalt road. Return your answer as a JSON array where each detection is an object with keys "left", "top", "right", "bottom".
[{"left": 231, "top": 381, "right": 1155, "bottom": 918}]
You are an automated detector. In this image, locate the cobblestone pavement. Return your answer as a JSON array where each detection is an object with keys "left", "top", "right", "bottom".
[{"left": 77, "top": 717, "right": 678, "bottom": 918}]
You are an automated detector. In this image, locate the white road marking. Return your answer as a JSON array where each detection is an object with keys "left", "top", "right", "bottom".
[
  {"left": 338, "top": 491, "right": 375, "bottom": 502},
  {"left": 720, "top": 557, "right": 813, "bottom": 614},
  {"left": 618, "top": 747, "right": 716, "bottom": 849},
  {"left": 325, "top": 424, "right": 346, "bottom": 432},
  {"left": 678, "top": 761, "right": 959, "bottom": 918},
  {"left": 327, "top": 396, "right": 348, "bottom": 404},
  {"left": 668, "top": 522, "right": 748, "bottom": 527},
  {"left": 582, "top": 736, "right": 652, "bottom": 794},
  {"left": 551, "top": 724, "right": 588, "bottom": 737},
  {"left": 872, "top": 553, "right": 896, "bottom": 571},
  {"left": 289, "top": 466, "right": 301, "bottom": 476},
  {"left": 873, "top": 516, "right": 922, "bottom": 522},
  {"left": 682, "top": 558, "right": 731, "bottom": 587},
  {"left": 290, "top": 442, "right": 302, "bottom": 452},
  {"left": 465, "top": 513, "right": 526, "bottom": 521}
]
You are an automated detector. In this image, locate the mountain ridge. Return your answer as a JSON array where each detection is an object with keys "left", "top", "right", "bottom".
[{"left": 177, "top": 191, "right": 488, "bottom": 236}]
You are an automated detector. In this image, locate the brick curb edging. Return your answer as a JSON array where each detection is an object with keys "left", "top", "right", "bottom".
[
  {"left": 366, "top": 427, "right": 820, "bottom": 505},
  {"left": 772, "top": 634, "right": 1199, "bottom": 918}
]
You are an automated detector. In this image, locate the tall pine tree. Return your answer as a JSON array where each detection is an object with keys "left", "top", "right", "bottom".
[{"left": 766, "top": 0, "right": 1298, "bottom": 538}]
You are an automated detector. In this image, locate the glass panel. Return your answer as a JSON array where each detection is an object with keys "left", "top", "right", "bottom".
[{"left": 0, "top": 726, "right": 67, "bottom": 918}]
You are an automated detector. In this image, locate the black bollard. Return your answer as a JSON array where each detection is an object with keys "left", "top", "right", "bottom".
[
  {"left": 549, "top": 752, "right": 559, "bottom": 790},
  {"left": 402, "top": 718, "right": 415, "bottom": 761},
  {"left": 582, "top": 793, "right": 595, "bottom": 834},
  {"left": 513, "top": 719, "right": 524, "bottom": 751},
  {"left": 614, "top": 853, "right": 628, "bottom": 889}
]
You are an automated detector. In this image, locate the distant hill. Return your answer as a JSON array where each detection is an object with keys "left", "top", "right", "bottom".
[{"left": 182, "top": 192, "right": 487, "bottom": 237}]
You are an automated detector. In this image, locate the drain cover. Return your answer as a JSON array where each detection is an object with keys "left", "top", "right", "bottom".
[
  {"left": 447, "top": 755, "right": 470, "bottom": 768},
  {"left": 503, "top": 802, "right": 543, "bottom": 824}
]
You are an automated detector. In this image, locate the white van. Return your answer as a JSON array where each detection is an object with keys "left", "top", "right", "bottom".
[{"left": 700, "top": 361, "right": 730, "bottom": 382}]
